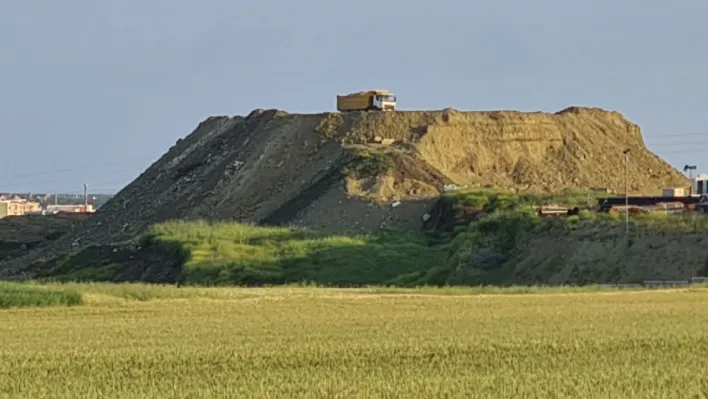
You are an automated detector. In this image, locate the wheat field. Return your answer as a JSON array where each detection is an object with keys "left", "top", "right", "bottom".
[{"left": 1, "top": 285, "right": 708, "bottom": 398}]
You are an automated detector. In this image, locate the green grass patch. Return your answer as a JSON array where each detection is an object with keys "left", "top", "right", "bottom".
[
  {"left": 146, "top": 221, "right": 451, "bottom": 286},
  {"left": 0, "top": 281, "right": 83, "bottom": 309},
  {"left": 441, "top": 187, "right": 605, "bottom": 210},
  {"left": 33, "top": 188, "right": 708, "bottom": 288},
  {"left": 141, "top": 189, "right": 708, "bottom": 287},
  {"left": 343, "top": 149, "right": 395, "bottom": 178},
  {"left": 47, "top": 263, "right": 122, "bottom": 282},
  {"left": 586, "top": 209, "right": 708, "bottom": 230}
]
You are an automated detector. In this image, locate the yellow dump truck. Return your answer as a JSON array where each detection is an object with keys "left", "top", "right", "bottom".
[{"left": 336, "top": 90, "right": 397, "bottom": 112}]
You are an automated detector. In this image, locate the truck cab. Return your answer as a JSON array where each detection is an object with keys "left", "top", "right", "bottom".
[{"left": 372, "top": 93, "right": 397, "bottom": 111}]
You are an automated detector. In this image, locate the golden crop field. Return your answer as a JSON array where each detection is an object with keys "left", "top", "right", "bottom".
[{"left": 1, "top": 284, "right": 708, "bottom": 398}]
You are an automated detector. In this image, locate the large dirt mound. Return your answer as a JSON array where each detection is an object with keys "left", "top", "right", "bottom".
[
  {"left": 0, "top": 106, "right": 687, "bottom": 278},
  {"left": 0, "top": 214, "right": 89, "bottom": 263}
]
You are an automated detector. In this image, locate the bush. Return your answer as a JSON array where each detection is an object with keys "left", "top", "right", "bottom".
[{"left": 343, "top": 150, "right": 395, "bottom": 178}]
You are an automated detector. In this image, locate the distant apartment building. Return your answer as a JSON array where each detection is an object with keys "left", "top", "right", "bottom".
[
  {"left": 0, "top": 195, "right": 42, "bottom": 218},
  {"left": 45, "top": 204, "right": 95, "bottom": 214}
]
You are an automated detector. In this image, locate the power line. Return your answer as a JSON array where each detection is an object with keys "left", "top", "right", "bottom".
[
  {"left": 47, "top": 182, "right": 129, "bottom": 194},
  {"left": 647, "top": 142, "right": 708, "bottom": 148},
  {"left": 3, "top": 184, "right": 126, "bottom": 196},
  {"left": 644, "top": 132, "right": 708, "bottom": 139},
  {"left": 5, "top": 179, "right": 131, "bottom": 194},
  {"left": 1, "top": 171, "right": 135, "bottom": 194},
  {"left": 0, "top": 155, "right": 158, "bottom": 192},
  {"left": 3, "top": 169, "right": 139, "bottom": 186},
  {"left": 49, "top": 189, "right": 123, "bottom": 195},
  {"left": 1, "top": 155, "right": 160, "bottom": 180},
  {"left": 657, "top": 147, "right": 708, "bottom": 155}
]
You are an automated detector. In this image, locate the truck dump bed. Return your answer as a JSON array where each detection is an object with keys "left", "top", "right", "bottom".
[
  {"left": 336, "top": 93, "right": 371, "bottom": 111},
  {"left": 336, "top": 90, "right": 393, "bottom": 112}
]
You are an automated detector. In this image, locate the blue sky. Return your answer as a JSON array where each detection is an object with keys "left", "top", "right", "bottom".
[{"left": 1, "top": 0, "right": 707, "bottom": 194}]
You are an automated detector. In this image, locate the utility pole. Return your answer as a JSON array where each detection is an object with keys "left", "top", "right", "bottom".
[{"left": 623, "top": 149, "right": 631, "bottom": 234}]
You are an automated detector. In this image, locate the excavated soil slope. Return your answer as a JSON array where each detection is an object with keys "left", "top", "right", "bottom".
[
  {"left": 511, "top": 223, "right": 708, "bottom": 284},
  {"left": 446, "top": 219, "right": 708, "bottom": 285},
  {"left": 0, "top": 106, "right": 687, "bottom": 278},
  {"left": 0, "top": 214, "right": 89, "bottom": 263}
]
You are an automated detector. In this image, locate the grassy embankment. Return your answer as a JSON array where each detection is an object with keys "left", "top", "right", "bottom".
[
  {"left": 0, "top": 281, "right": 82, "bottom": 309},
  {"left": 1, "top": 284, "right": 708, "bottom": 397},
  {"left": 44, "top": 189, "right": 708, "bottom": 286}
]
